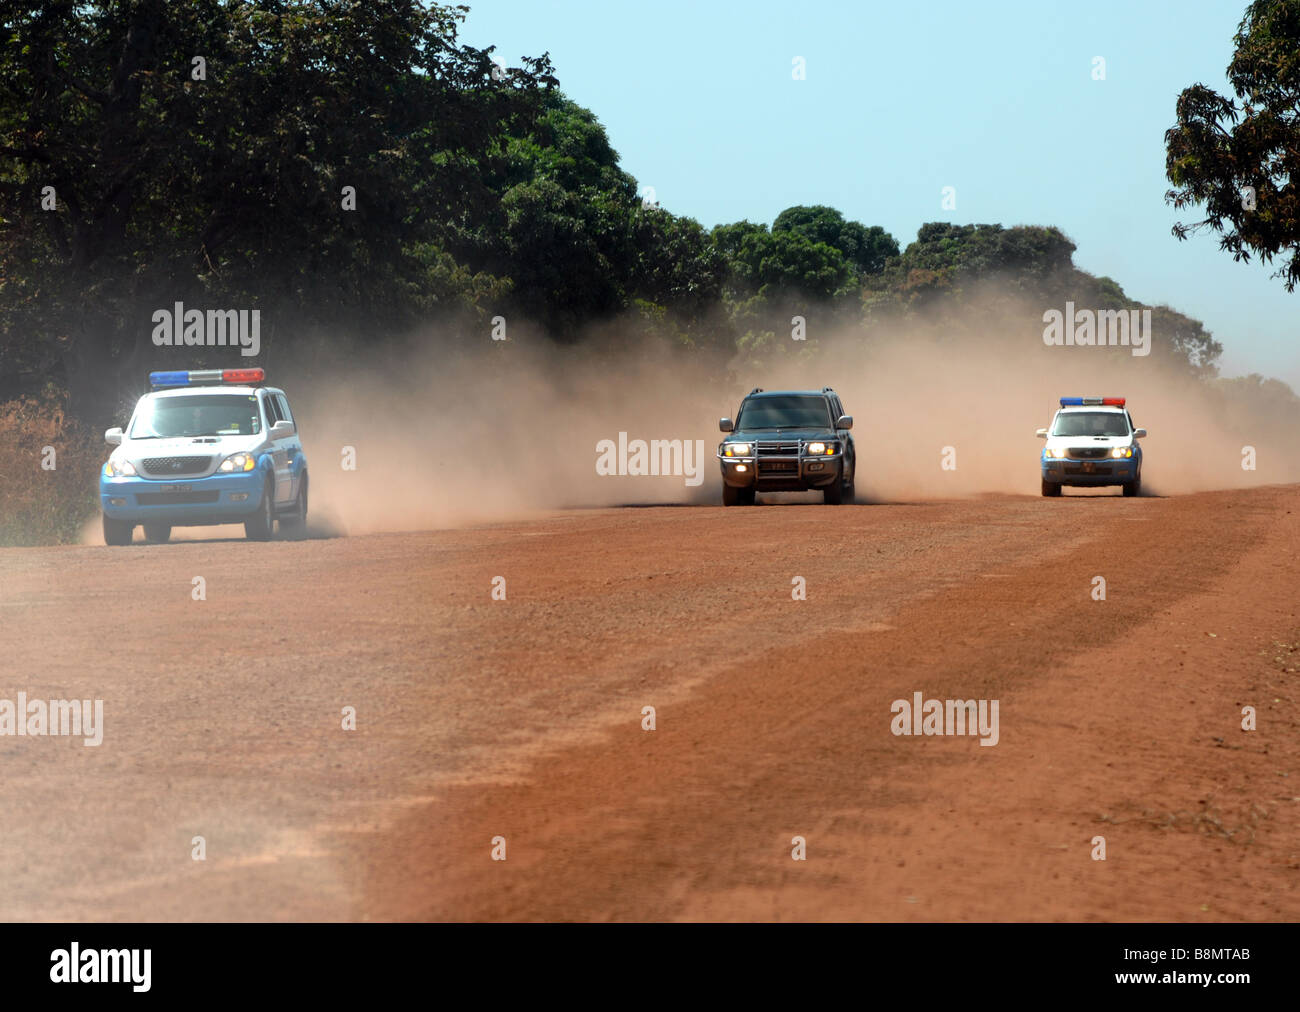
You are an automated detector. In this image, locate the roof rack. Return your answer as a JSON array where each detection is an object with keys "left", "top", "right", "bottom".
[{"left": 750, "top": 387, "right": 764, "bottom": 395}]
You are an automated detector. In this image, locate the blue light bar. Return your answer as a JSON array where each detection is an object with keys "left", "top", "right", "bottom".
[{"left": 149, "top": 371, "right": 190, "bottom": 387}]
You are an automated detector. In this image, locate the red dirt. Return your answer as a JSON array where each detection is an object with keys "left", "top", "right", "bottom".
[{"left": 1, "top": 487, "right": 1297, "bottom": 920}]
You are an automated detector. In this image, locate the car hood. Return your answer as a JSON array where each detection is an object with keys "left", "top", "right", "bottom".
[
  {"left": 111, "top": 432, "right": 268, "bottom": 475},
  {"left": 727, "top": 427, "right": 838, "bottom": 443},
  {"left": 1044, "top": 434, "right": 1133, "bottom": 451}
]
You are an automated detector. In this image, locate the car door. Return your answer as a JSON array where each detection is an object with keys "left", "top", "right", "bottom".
[
  {"left": 832, "top": 395, "right": 854, "bottom": 479},
  {"left": 275, "top": 392, "right": 302, "bottom": 501},
  {"left": 261, "top": 390, "right": 291, "bottom": 504}
]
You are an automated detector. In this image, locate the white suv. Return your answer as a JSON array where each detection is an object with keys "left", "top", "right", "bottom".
[
  {"left": 99, "top": 368, "right": 308, "bottom": 543},
  {"left": 1037, "top": 397, "right": 1146, "bottom": 497}
]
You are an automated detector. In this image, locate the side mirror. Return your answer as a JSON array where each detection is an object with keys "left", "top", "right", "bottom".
[
  {"left": 104, "top": 427, "right": 123, "bottom": 446},
  {"left": 719, "top": 417, "right": 734, "bottom": 433},
  {"left": 270, "top": 419, "right": 295, "bottom": 439},
  {"left": 1134, "top": 428, "right": 1147, "bottom": 439},
  {"left": 1035, "top": 428, "right": 1048, "bottom": 439},
  {"left": 836, "top": 415, "right": 853, "bottom": 430}
]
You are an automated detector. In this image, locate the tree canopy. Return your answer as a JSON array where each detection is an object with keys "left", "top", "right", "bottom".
[
  {"left": 1165, "top": 0, "right": 1300, "bottom": 290},
  {"left": 0, "top": 0, "right": 1255, "bottom": 423}
]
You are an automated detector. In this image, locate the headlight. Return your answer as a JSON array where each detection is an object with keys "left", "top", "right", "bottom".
[
  {"left": 219, "top": 451, "right": 257, "bottom": 472},
  {"left": 805, "top": 442, "right": 835, "bottom": 455},
  {"left": 102, "top": 458, "right": 136, "bottom": 477},
  {"left": 1044, "top": 447, "right": 1067, "bottom": 459},
  {"left": 1110, "top": 446, "right": 1133, "bottom": 458},
  {"left": 724, "top": 443, "right": 751, "bottom": 457}
]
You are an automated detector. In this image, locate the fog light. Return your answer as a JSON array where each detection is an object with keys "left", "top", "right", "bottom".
[
  {"left": 108, "top": 497, "right": 125, "bottom": 507},
  {"left": 735, "top": 464, "right": 747, "bottom": 473},
  {"left": 230, "top": 492, "right": 249, "bottom": 502},
  {"left": 808, "top": 462, "right": 823, "bottom": 471}
]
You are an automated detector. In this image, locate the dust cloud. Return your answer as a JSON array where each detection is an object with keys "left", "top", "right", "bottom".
[
  {"left": 77, "top": 297, "right": 1298, "bottom": 544},
  {"left": 294, "top": 305, "right": 1299, "bottom": 534}
]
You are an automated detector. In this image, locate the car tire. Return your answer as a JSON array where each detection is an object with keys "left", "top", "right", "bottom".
[
  {"left": 843, "top": 475, "right": 856, "bottom": 505},
  {"left": 1041, "top": 479, "right": 1061, "bottom": 497},
  {"left": 824, "top": 479, "right": 844, "bottom": 505},
  {"left": 280, "top": 474, "right": 308, "bottom": 528},
  {"left": 143, "top": 524, "right": 171, "bottom": 544},
  {"left": 245, "top": 480, "right": 275, "bottom": 540},
  {"left": 723, "top": 484, "right": 743, "bottom": 507},
  {"left": 103, "top": 515, "right": 133, "bottom": 546},
  {"left": 1123, "top": 476, "right": 1140, "bottom": 497}
]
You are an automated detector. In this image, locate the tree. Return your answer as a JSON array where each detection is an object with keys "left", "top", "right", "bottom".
[
  {"left": 0, "top": 1, "right": 554, "bottom": 416},
  {"left": 1164, "top": 0, "right": 1300, "bottom": 290},
  {"left": 772, "top": 205, "right": 898, "bottom": 274}
]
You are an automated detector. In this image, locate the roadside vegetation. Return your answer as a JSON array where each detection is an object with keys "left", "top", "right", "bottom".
[{"left": 2, "top": 1, "right": 1297, "bottom": 544}]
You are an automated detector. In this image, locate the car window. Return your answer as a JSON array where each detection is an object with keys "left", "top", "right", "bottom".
[
  {"left": 1051, "top": 411, "right": 1130, "bottom": 437},
  {"left": 275, "top": 394, "right": 293, "bottom": 424},
  {"left": 263, "top": 393, "right": 280, "bottom": 427},
  {"left": 736, "top": 395, "right": 834, "bottom": 429},
  {"left": 128, "top": 395, "right": 262, "bottom": 438}
]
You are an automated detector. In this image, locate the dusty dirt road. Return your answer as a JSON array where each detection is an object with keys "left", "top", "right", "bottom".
[{"left": 1, "top": 486, "right": 1297, "bottom": 921}]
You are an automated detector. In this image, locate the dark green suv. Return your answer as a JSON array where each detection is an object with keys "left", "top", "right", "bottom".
[{"left": 716, "top": 388, "right": 856, "bottom": 505}]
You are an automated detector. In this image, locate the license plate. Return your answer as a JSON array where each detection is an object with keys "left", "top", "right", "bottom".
[
  {"left": 1082, "top": 462, "right": 1095, "bottom": 473},
  {"left": 158, "top": 484, "right": 192, "bottom": 493}
]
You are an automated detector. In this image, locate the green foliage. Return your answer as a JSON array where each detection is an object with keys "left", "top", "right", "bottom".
[
  {"left": 0, "top": 1, "right": 1250, "bottom": 427},
  {"left": 772, "top": 205, "right": 898, "bottom": 274},
  {"left": 0, "top": 1, "right": 555, "bottom": 414},
  {"left": 1165, "top": 0, "right": 1300, "bottom": 290}
]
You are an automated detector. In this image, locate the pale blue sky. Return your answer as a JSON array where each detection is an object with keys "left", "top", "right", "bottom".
[{"left": 463, "top": 0, "right": 1299, "bottom": 390}]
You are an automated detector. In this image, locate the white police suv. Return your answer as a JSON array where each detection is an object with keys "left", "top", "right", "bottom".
[
  {"left": 1037, "top": 396, "right": 1146, "bottom": 497},
  {"left": 99, "top": 368, "right": 308, "bottom": 544}
]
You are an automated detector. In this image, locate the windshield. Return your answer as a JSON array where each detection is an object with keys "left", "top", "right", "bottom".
[
  {"left": 1051, "top": 411, "right": 1130, "bottom": 438},
  {"left": 129, "top": 394, "right": 263, "bottom": 439},
  {"left": 736, "top": 395, "right": 832, "bottom": 430}
]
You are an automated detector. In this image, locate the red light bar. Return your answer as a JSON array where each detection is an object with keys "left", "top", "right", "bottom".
[
  {"left": 1101, "top": 397, "right": 1126, "bottom": 406},
  {"left": 222, "top": 368, "right": 265, "bottom": 383}
]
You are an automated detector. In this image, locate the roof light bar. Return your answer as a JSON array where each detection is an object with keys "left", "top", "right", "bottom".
[
  {"left": 149, "top": 368, "right": 265, "bottom": 389},
  {"left": 1060, "top": 396, "right": 1125, "bottom": 407}
]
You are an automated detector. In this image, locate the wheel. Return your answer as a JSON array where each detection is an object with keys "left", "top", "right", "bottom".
[
  {"left": 103, "top": 515, "right": 133, "bottom": 546},
  {"left": 280, "top": 474, "right": 308, "bottom": 528},
  {"left": 1123, "top": 476, "right": 1140, "bottom": 497},
  {"left": 843, "top": 476, "right": 855, "bottom": 505},
  {"left": 245, "top": 481, "right": 275, "bottom": 540},
  {"left": 1041, "top": 478, "right": 1061, "bottom": 497},
  {"left": 143, "top": 524, "right": 171, "bottom": 544},
  {"left": 724, "top": 484, "right": 755, "bottom": 506},
  {"left": 823, "top": 479, "right": 844, "bottom": 505}
]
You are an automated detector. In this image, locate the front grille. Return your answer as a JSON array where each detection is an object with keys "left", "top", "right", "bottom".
[
  {"left": 756, "top": 442, "right": 800, "bottom": 457},
  {"left": 1068, "top": 446, "right": 1110, "bottom": 459},
  {"left": 136, "top": 491, "right": 221, "bottom": 505},
  {"left": 1063, "top": 465, "right": 1112, "bottom": 476},
  {"left": 142, "top": 455, "right": 213, "bottom": 477}
]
